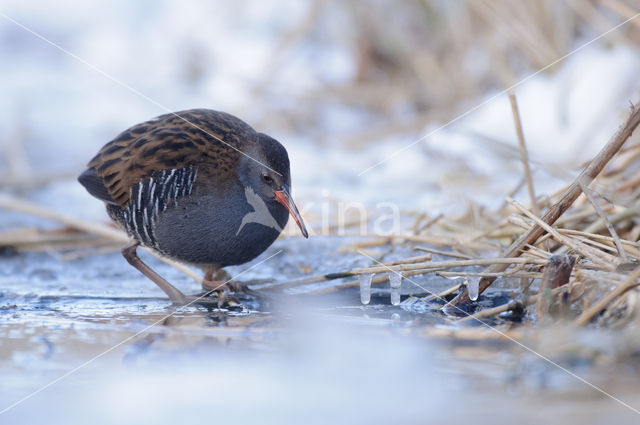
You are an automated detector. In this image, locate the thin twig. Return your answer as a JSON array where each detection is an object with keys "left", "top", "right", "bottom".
[
  {"left": 414, "top": 246, "right": 472, "bottom": 259},
  {"left": 509, "top": 91, "right": 538, "bottom": 215},
  {"left": 437, "top": 271, "right": 542, "bottom": 279},
  {"left": 508, "top": 197, "right": 617, "bottom": 270},
  {"left": 383, "top": 254, "right": 432, "bottom": 266},
  {"left": 577, "top": 178, "right": 629, "bottom": 261},
  {"left": 422, "top": 283, "right": 463, "bottom": 301},
  {"left": 574, "top": 266, "right": 640, "bottom": 326}
]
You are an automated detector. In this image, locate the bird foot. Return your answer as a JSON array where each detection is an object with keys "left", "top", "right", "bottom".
[
  {"left": 183, "top": 293, "right": 242, "bottom": 309},
  {"left": 199, "top": 278, "right": 264, "bottom": 308}
]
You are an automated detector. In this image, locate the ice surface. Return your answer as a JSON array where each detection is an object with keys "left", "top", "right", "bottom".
[
  {"left": 359, "top": 273, "right": 372, "bottom": 305},
  {"left": 389, "top": 272, "right": 402, "bottom": 306}
]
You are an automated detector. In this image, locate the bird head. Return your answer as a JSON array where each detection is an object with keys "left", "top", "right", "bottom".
[{"left": 237, "top": 134, "right": 308, "bottom": 238}]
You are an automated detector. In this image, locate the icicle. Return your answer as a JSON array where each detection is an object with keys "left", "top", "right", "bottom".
[
  {"left": 359, "top": 273, "right": 373, "bottom": 305},
  {"left": 467, "top": 277, "right": 480, "bottom": 301},
  {"left": 389, "top": 272, "right": 402, "bottom": 306}
]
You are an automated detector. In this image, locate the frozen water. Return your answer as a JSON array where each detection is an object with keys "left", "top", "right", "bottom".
[
  {"left": 466, "top": 277, "right": 480, "bottom": 301},
  {"left": 400, "top": 296, "right": 430, "bottom": 313},
  {"left": 467, "top": 278, "right": 480, "bottom": 301},
  {"left": 389, "top": 272, "right": 402, "bottom": 306},
  {"left": 359, "top": 273, "right": 372, "bottom": 305}
]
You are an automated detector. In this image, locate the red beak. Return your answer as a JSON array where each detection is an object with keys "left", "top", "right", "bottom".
[{"left": 274, "top": 185, "right": 308, "bottom": 238}]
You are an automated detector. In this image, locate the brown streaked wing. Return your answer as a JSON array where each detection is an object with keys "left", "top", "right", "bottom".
[{"left": 87, "top": 109, "right": 252, "bottom": 207}]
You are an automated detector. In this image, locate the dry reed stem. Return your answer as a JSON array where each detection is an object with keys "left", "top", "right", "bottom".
[
  {"left": 571, "top": 235, "right": 621, "bottom": 255},
  {"left": 457, "top": 300, "right": 525, "bottom": 323},
  {"left": 0, "top": 228, "right": 101, "bottom": 247},
  {"left": 354, "top": 233, "right": 496, "bottom": 251},
  {"left": 437, "top": 271, "right": 542, "bottom": 279},
  {"left": 535, "top": 254, "right": 576, "bottom": 321},
  {"left": 577, "top": 178, "right": 629, "bottom": 261},
  {"left": 349, "top": 256, "right": 547, "bottom": 275},
  {"left": 600, "top": 0, "right": 640, "bottom": 29},
  {"left": 509, "top": 91, "right": 538, "bottom": 216},
  {"left": 422, "top": 283, "right": 464, "bottom": 302},
  {"left": 0, "top": 194, "right": 128, "bottom": 242},
  {"left": 299, "top": 268, "right": 447, "bottom": 295},
  {"left": 568, "top": 0, "right": 628, "bottom": 45},
  {"left": 418, "top": 325, "right": 523, "bottom": 341},
  {"left": 559, "top": 229, "right": 640, "bottom": 257},
  {"left": 508, "top": 197, "right": 617, "bottom": 269},
  {"left": 515, "top": 216, "right": 640, "bottom": 259},
  {"left": 523, "top": 244, "right": 553, "bottom": 259},
  {"left": 445, "top": 102, "right": 640, "bottom": 313},
  {"left": 580, "top": 199, "right": 640, "bottom": 236},
  {"left": 554, "top": 206, "right": 616, "bottom": 227},
  {"left": 414, "top": 246, "right": 472, "bottom": 259},
  {"left": 383, "top": 254, "right": 433, "bottom": 266},
  {"left": 415, "top": 213, "right": 444, "bottom": 233},
  {"left": 614, "top": 172, "right": 640, "bottom": 192},
  {"left": 574, "top": 266, "right": 640, "bottom": 326},
  {"left": 262, "top": 257, "right": 547, "bottom": 292},
  {"left": 0, "top": 194, "right": 202, "bottom": 283},
  {"left": 458, "top": 277, "right": 584, "bottom": 323}
]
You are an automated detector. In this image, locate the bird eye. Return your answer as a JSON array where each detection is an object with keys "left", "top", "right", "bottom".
[{"left": 261, "top": 173, "right": 273, "bottom": 184}]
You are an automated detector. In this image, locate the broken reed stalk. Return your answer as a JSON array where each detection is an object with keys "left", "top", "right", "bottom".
[
  {"left": 535, "top": 254, "right": 576, "bottom": 321},
  {"left": 444, "top": 102, "right": 640, "bottom": 314},
  {"left": 573, "top": 266, "right": 640, "bottom": 326},
  {"left": 0, "top": 194, "right": 202, "bottom": 283},
  {"left": 509, "top": 91, "right": 538, "bottom": 216}
]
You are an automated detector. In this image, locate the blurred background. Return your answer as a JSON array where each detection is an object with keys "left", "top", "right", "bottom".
[
  {"left": 2, "top": 1, "right": 640, "bottom": 423},
  {"left": 2, "top": 0, "right": 640, "bottom": 215}
]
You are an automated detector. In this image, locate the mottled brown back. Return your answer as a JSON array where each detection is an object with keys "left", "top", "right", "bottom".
[{"left": 87, "top": 109, "right": 255, "bottom": 206}]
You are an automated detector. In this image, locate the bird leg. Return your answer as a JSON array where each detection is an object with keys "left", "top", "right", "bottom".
[
  {"left": 122, "top": 240, "right": 188, "bottom": 304},
  {"left": 201, "top": 270, "right": 238, "bottom": 291},
  {"left": 202, "top": 270, "right": 234, "bottom": 307}
]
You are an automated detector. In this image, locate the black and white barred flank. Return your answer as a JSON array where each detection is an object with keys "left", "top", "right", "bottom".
[{"left": 108, "top": 165, "right": 198, "bottom": 249}]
